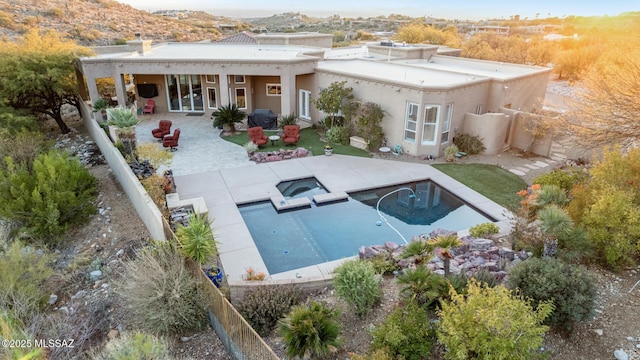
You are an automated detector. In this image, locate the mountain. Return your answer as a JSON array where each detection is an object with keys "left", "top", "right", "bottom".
[{"left": 0, "top": 0, "right": 243, "bottom": 45}]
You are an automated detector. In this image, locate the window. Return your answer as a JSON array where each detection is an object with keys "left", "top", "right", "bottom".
[
  {"left": 299, "top": 89, "right": 311, "bottom": 120},
  {"left": 422, "top": 105, "right": 439, "bottom": 144},
  {"left": 234, "top": 88, "right": 247, "bottom": 109},
  {"left": 441, "top": 103, "right": 453, "bottom": 143},
  {"left": 205, "top": 75, "right": 216, "bottom": 83},
  {"left": 266, "top": 84, "right": 281, "bottom": 96},
  {"left": 404, "top": 102, "right": 419, "bottom": 142},
  {"left": 475, "top": 105, "right": 483, "bottom": 115},
  {"left": 166, "top": 74, "right": 203, "bottom": 112},
  {"left": 234, "top": 75, "right": 245, "bottom": 84},
  {"left": 206, "top": 87, "right": 217, "bottom": 109}
]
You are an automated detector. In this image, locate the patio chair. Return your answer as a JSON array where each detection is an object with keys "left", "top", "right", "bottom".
[
  {"left": 162, "top": 128, "right": 180, "bottom": 151},
  {"left": 151, "top": 120, "right": 172, "bottom": 140},
  {"left": 247, "top": 126, "right": 268, "bottom": 147},
  {"left": 142, "top": 99, "right": 155, "bottom": 114},
  {"left": 281, "top": 125, "right": 300, "bottom": 145}
]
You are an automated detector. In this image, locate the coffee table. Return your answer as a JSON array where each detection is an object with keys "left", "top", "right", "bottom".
[{"left": 268, "top": 135, "right": 280, "bottom": 146}]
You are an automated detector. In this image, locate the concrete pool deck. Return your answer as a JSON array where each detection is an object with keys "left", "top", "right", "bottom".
[{"left": 173, "top": 154, "right": 511, "bottom": 282}]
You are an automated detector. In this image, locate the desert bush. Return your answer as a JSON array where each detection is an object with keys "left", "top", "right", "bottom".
[
  {"left": 532, "top": 185, "right": 569, "bottom": 209},
  {"left": 0, "top": 129, "right": 50, "bottom": 168},
  {"left": 278, "top": 301, "right": 341, "bottom": 359},
  {"left": 242, "top": 267, "right": 265, "bottom": 281},
  {"left": 367, "top": 252, "right": 400, "bottom": 275},
  {"left": 0, "top": 311, "right": 43, "bottom": 360},
  {"left": 0, "top": 241, "right": 52, "bottom": 323},
  {"left": 176, "top": 213, "right": 217, "bottom": 265},
  {"left": 350, "top": 348, "right": 393, "bottom": 360},
  {"left": 438, "top": 280, "right": 552, "bottom": 360},
  {"left": 444, "top": 144, "right": 459, "bottom": 161},
  {"left": 469, "top": 222, "right": 500, "bottom": 238},
  {"left": 0, "top": 107, "right": 40, "bottom": 137},
  {"left": 453, "top": 133, "right": 486, "bottom": 155},
  {"left": 243, "top": 141, "right": 258, "bottom": 154},
  {"left": 238, "top": 284, "right": 303, "bottom": 336},
  {"left": 0, "top": 150, "right": 97, "bottom": 242},
  {"left": 371, "top": 301, "right": 435, "bottom": 360},
  {"left": 469, "top": 269, "right": 499, "bottom": 288},
  {"left": 278, "top": 113, "right": 298, "bottom": 129},
  {"left": 532, "top": 167, "right": 588, "bottom": 193},
  {"left": 135, "top": 142, "right": 173, "bottom": 169},
  {"left": 326, "top": 125, "right": 350, "bottom": 145},
  {"left": 117, "top": 242, "right": 207, "bottom": 335},
  {"left": 140, "top": 174, "right": 168, "bottom": 217},
  {"left": 93, "top": 332, "right": 171, "bottom": 360},
  {"left": 507, "top": 258, "right": 596, "bottom": 331},
  {"left": 357, "top": 102, "right": 386, "bottom": 151},
  {"left": 332, "top": 259, "right": 381, "bottom": 317}
]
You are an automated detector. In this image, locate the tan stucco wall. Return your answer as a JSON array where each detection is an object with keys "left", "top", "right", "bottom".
[
  {"left": 135, "top": 74, "right": 165, "bottom": 112},
  {"left": 506, "top": 110, "right": 553, "bottom": 156},
  {"left": 462, "top": 113, "right": 512, "bottom": 154},
  {"left": 251, "top": 76, "right": 282, "bottom": 113}
]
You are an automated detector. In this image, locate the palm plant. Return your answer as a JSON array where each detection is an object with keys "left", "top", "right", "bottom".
[
  {"left": 396, "top": 265, "right": 448, "bottom": 308},
  {"left": 212, "top": 103, "right": 246, "bottom": 133},
  {"left": 176, "top": 213, "right": 217, "bottom": 265},
  {"left": 428, "top": 234, "right": 462, "bottom": 276},
  {"left": 401, "top": 239, "right": 437, "bottom": 264},
  {"left": 538, "top": 204, "right": 573, "bottom": 257},
  {"left": 533, "top": 184, "right": 569, "bottom": 209},
  {"left": 278, "top": 301, "right": 342, "bottom": 359}
]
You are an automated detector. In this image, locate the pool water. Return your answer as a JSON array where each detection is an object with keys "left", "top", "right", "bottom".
[{"left": 239, "top": 180, "right": 494, "bottom": 274}]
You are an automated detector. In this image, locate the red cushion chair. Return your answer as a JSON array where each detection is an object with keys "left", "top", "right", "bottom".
[
  {"left": 281, "top": 125, "right": 300, "bottom": 145},
  {"left": 151, "top": 120, "right": 172, "bottom": 140},
  {"left": 247, "top": 126, "right": 268, "bottom": 147},
  {"left": 142, "top": 99, "right": 155, "bottom": 114},
  {"left": 162, "top": 128, "right": 180, "bottom": 151}
]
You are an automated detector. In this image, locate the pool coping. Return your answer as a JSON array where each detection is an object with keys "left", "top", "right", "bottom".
[{"left": 173, "top": 155, "right": 512, "bottom": 283}]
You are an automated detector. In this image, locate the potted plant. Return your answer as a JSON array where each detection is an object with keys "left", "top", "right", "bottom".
[
  {"left": 212, "top": 103, "right": 246, "bottom": 134},
  {"left": 92, "top": 98, "right": 110, "bottom": 122},
  {"left": 324, "top": 144, "right": 333, "bottom": 156},
  {"left": 444, "top": 144, "right": 459, "bottom": 162}
]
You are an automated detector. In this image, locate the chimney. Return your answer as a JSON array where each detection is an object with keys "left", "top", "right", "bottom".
[{"left": 126, "top": 32, "right": 152, "bottom": 55}]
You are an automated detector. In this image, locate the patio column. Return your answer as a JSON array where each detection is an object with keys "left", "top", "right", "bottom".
[
  {"left": 218, "top": 72, "right": 230, "bottom": 106},
  {"left": 113, "top": 73, "right": 127, "bottom": 106},
  {"left": 86, "top": 75, "right": 100, "bottom": 105},
  {"left": 280, "top": 71, "right": 296, "bottom": 116}
]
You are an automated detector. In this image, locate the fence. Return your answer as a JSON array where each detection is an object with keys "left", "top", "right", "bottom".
[{"left": 165, "top": 218, "right": 279, "bottom": 360}]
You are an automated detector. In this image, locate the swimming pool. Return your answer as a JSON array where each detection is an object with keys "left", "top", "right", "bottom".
[{"left": 238, "top": 179, "right": 494, "bottom": 274}]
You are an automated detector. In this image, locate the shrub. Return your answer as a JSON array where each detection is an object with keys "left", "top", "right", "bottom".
[
  {"left": 453, "top": 133, "right": 486, "bottom": 155},
  {"left": 507, "top": 258, "right": 596, "bottom": 331},
  {"left": 532, "top": 167, "right": 588, "bottom": 193},
  {"left": 117, "top": 242, "right": 207, "bottom": 335},
  {"left": 140, "top": 174, "right": 169, "bottom": 217},
  {"left": 278, "top": 113, "right": 298, "bottom": 129},
  {"left": 444, "top": 144, "right": 459, "bottom": 161},
  {"left": 176, "top": 213, "right": 217, "bottom": 266},
  {"left": 0, "top": 311, "right": 42, "bottom": 360},
  {"left": 242, "top": 267, "right": 266, "bottom": 281},
  {"left": 437, "top": 280, "right": 552, "bottom": 360},
  {"left": 367, "top": 252, "right": 400, "bottom": 275},
  {"left": 243, "top": 141, "right": 258, "bottom": 154},
  {"left": 0, "top": 129, "right": 50, "bottom": 168},
  {"left": 135, "top": 143, "right": 173, "bottom": 169},
  {"left": 325, "top": 125, "right": 350, "bottom": 145},
  {"left": 0, "top": 241, "right": 53, "bottom": 323},
  {"left": 238, "top": 284, "right": 303, "bottom": 336},
  {"left": 350, "top": 348, "right": 393, "bottom": 360},
  {"left": 94, "top": 332, "right": 171, "bottom": 360},
  {"left": 396, "top": 265, "right": 448, "bottom": 308},
  {"left": 532, "top": 185, "right": 569, "bottom": 209},
  {"left": 278, "top": 301, "right": 341, "bottom": 359},
  {"left": 469, "top": 222, "right": 500, "bottom": 238},
  {"left": 332, "top": 259, "right": 381, "bottom": 317},
  {"left": 357, "top": 102, "right": 386, "bottom": 151},
  {"left": 469, "top": 269, "right": 499, "bottom": 288},
  {"left": 371, "top": 301, "right": 435, "bottom": 360},
  {"left": 106, "top": 107, "right": 140, "bottom": 129}
]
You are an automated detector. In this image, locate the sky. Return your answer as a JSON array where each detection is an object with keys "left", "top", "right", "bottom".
[{"left": 116, "top": 0, "right": 637, "bottom": 19}]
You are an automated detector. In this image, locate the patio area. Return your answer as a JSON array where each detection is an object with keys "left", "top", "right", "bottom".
[{"left": 134, "top": 113, "right": 509, "bottom": 283}]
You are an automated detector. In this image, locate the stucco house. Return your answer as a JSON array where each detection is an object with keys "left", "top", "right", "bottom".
[{"left": 76, "top": 33, "right": 551, "bottom": 157}]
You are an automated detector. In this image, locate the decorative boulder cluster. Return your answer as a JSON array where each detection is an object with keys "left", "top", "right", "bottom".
[
  {"left": 358, "top": 229, "right": 527, "bottom": 282},
  {"left": 249, "top": 147, "right": 311, "bottom": 163}
]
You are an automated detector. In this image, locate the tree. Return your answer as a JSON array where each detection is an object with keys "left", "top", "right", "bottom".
[
  {"left": 395, "top": 22, "right": 460, "bottom": 47},
  {"left": 437, "top": 280, "right": 553, "bottom": 360},
  {"left": 0, "top": 30, "right": 92, "bottom": 134},
  {"left": 562, "top": 47, "right": 640, "bottom": 149},
  {"left": 312, "top": 81, "right": 357, "bottom": 128}
]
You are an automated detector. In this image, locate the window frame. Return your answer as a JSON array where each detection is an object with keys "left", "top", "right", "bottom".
[
  {"left": 441, "top": 103, "right": 453, "bottom": 143},
  {"left": 266, "top": 83, "right": 282, "bottom": 96},
  {"left": 404, "top": 102, "right": 419, "bottom": 143},
  {"left": 206, "top": 87, "right": 218, "bottom": 109},
  {"left": 234, "top": 75, "right": 245, "bottom": 84},
  {"left": 299, "top": 89, "right": 311, "bottom": 120},
  {"left": 421, "top": 104, "right": 440, "bottom": 145},
  {"left": 234, "top": 87, "right": 247, "bottom": 109},
  {"left": 205, "top": 75, "right": 216, "bottom": 83}
]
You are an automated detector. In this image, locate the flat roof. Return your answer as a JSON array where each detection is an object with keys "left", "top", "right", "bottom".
[
  {"left": 89, "top": 43, "right": 320, "bottom": 62},
  {"left": 317, "top": 59, "right": 489, "bottom": 88}
]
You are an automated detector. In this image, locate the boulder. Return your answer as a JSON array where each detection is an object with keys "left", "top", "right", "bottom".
[{"left": 470, "top": 238, "right": 495, "bottom": 251}]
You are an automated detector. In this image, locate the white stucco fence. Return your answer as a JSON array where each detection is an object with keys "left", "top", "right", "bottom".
[{"left": 80, "top": 102, "right": 165, "bottom": 240}]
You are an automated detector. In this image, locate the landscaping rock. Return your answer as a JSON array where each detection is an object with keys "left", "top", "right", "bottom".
[
  {"left": 470, "top": 238, "right": 495, "bottom": 251},
  {"left": 89, "top": 270, "right": 103, "bottom": 281},
  {"left": 48, "top": 294, "right": 58, "bottom": 305},
  {"left": 250, "top": 147, "right": 312, "bottom": 163},
  {"left": 614, "top": 349, "right": 629, "bottom": 360}
]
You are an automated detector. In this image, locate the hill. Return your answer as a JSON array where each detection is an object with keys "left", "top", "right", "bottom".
[{"left": 0, "top": 0, "right": 237, "bottom": 45}]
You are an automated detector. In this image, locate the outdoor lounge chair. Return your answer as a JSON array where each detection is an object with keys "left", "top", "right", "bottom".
[
  {"left": 162, "top": 128, "right": 180, "bottom": 151},
  {"left": 151, "top": 120, "right": 172, "bottom": 140},
  {"left": 281, "top": 125, "right": 300, "bottom": 145},
  {"left": 247, "top": 126, "right": 268, "bottom": 147},
  {"left": 142, "top": 99, "right": 155, "bottom": 114}
]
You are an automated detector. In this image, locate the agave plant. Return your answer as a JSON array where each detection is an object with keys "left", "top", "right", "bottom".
[{"left": 106, "top": 106, "right": 140, "bottom": 129}]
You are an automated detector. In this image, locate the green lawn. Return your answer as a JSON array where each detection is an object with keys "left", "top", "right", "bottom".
[
  {"left": 222, "top": 127, "right": 371, "bottom": 157},
  {"left": 432, "top": 163, "right": 527, "bottom": 209}
]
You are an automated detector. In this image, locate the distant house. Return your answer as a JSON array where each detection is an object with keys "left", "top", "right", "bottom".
[{"left": 76, "top": 33, "right": 550, "bottom": 157}]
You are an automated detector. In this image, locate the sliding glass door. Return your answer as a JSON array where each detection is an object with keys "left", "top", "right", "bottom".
[{"left": 166, "top": 74, "right": 203, "bottom": 112}]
